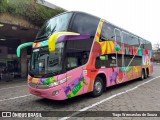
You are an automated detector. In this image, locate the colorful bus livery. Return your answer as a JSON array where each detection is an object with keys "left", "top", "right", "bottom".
[{"left": 17, "top": 11, "right": 153, "bottom": 100}]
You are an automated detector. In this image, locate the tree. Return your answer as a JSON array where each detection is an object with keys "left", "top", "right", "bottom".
[
  {"left": 0, "top": 0, "right": 65, "bottom": 26},
  {"left": 153, "top": 43, "right": 160, "bottom": 52}
]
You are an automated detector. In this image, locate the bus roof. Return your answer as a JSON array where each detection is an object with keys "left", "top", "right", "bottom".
[
  {"left": 51, "top": 11, "right": 100, "bottom": 20},
  {"left": 37, "top": 11, "right": 151, "bottom": 44}
]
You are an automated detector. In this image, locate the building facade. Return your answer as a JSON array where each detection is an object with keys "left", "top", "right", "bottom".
[{"left": 0, "top": 0, "right": 65, "bottom": 78}]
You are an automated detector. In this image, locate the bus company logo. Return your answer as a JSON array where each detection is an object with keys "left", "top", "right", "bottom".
[{"left": 2, "top": 112, "right": 11, "bottom": 117}]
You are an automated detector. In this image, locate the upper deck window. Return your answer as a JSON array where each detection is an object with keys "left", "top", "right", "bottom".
[
  {"left": 70, "top": 13, "right": 100, "bottom": 36},
  {"left": 100, "top": 22, "right": 115, "bottom": 42},
  {"left": 122, "top": 32, "right": 139, "bottom": 47},
  {"left": 36, "top": 12, "right": 73, "bottom": 40},
  {"left": 144, "top": 40, "right": 152, "bottom": 50}
]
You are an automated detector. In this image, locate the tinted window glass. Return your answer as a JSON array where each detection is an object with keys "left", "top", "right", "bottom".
[
  {"left": 100, "top": 22, "right": 115, "bottom": 42},
  {"left": 144, "top": 40, "right": 152, "bottom": 50},
  {"left": 139, "top": 38, "right": 144, "bottom": 48},
  {"left": 95, "top": 54, "right": 142, "bottom": 68},
  {"left": 66, "top": 38, "right": 93, "bottom": 70},
  {"left": 30, "top": 43, "right": 65, "bottom": 77},
  {"left": 122, "top": 32, "right": 139, "bottom": 47},
  {"left": 114, "top": 29, "right": 121, "bottom": 43},
  {"left": 96, "top": 54, "right": 124, "bottom": 68},
  {"left": 36, "top": 13, "right": 73, "bottom": 40},
  {"left": 124, "top": 55, "right": 142, "bottom": 66},
  {"left": 70, "top": 13, "right": 100, "bottom": 36},
  {"left": 129, "top": 35, "right": 139, "bottom": 47},
  {"left": 122, "top": 32, "right": 129, "bottom": 44}
]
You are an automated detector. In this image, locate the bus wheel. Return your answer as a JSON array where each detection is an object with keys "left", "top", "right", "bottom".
[
  {"left": 144, "top": 69, "right": 147, "bottom": 79},
  {"left": 91, "top": 77, "right": 104, "bottom": 97},
  {"left": 140, "top": 69, "right": 145, "bottom": 80},
  {"left": 146, "top": 68, "right": 149, "bottom": 78}
]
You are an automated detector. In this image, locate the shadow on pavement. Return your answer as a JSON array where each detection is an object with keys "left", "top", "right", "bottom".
[{"left": 33, "top": 76, "right": 154, "bottom": 109}]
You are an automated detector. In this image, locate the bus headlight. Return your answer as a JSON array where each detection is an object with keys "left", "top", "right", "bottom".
[
  {"left": 52, "top": 90, "right": 60, "bottom": 96},
  {"left": 49, "top": 78, "right": 67, "bottom": 87}
]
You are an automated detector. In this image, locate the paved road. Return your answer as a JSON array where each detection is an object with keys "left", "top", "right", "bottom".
[{"left": 0, "top": 65, "right": 160, "bottom": 120}]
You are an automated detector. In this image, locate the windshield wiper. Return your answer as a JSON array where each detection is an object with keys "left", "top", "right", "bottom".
[
  {"left": 36, "top": 28, "right": 56, "bottom": 41},
  {"left": 29, "top": 70, "right": 39, "bottom": 77},
  {"left": 50, "top": 25, "right": 56, "bottom": 35}
]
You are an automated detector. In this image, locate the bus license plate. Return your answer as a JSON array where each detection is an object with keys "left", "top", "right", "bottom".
[{"left": 32, "top": 91, "right": 41, "bottom": 96}]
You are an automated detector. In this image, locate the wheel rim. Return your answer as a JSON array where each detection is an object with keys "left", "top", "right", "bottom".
[{"left": 95, "top": 81, "right": 102, "bottom": 93}]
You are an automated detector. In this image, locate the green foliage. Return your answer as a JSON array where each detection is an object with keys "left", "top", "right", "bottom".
[{"left": 0, "top": 0, "right": 65, "bottom": 26}]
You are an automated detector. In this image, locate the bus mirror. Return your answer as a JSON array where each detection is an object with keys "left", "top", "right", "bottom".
[
  {"left": 48, "top": 32, "right": 80, "bottom": 52},
  {"left": 48, "top": 33, "right": 57, "bottom": 52},
  {"left": 17, "top": 42, "right": 33, "bottom": 57}
]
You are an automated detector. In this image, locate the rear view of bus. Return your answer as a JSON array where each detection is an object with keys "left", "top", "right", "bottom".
[{"left": 17, "top": 11, "right": 153, "bottom": 100}]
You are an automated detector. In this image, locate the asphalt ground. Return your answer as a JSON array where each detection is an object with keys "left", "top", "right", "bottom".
[{"left": 0, "top": 65, "right": 160, "bottom": 120}]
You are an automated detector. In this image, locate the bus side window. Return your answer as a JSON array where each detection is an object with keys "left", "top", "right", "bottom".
[
  {"left": 95, "top": 54, "right": 120, "bottom": 68},
  {"left": 66, "top": 39, "right": 93, "bottom": 70},
  {"left": 122, "top": 32, "right": 129, "bottom": 44},
  {"left": 129, "top": 35, "right": 139, "bottom": 47},
  {"left": 122, "top": 32, "right": 139, "bottom": 47},
  {"left": 67, "top": 57, "right": 78, "bottom": 68},
  {"left": 140, "top": 39, "right": 152, "bottom": 50},
  {"left": 114, "top": 29, "right": 121, "bottom": 43},
  {"left": 100, "top": 22, "right": 115, "bottom": 42},
  {"left": 139, "top": 38, "right": 144, "bottom": 48},
  {"left": 144, "top": 40, "right": 152, "bottom": 50},
  {"left": 70, "top": 13, "right": 100, "bottom": 36}
]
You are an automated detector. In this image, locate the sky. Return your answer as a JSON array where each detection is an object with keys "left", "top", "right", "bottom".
[{"left": 46, "top": 0, "right": 160, "bottom": 46}]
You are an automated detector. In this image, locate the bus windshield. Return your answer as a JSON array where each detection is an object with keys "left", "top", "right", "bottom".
[
  {"left": 30, "top": 42, "right": 64, "bottom": 77},
  {"left": 36, "top": 13, "right": 73, "bottom": 40}
]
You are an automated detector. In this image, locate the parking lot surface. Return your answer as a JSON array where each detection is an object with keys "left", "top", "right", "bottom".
[{"left": 0, "top": 65, "right": 160, "bottom": 120}]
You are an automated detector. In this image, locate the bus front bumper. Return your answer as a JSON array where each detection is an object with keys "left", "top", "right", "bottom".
[{"left": 28, "top": 84, "right": 67, "bottom": 100}]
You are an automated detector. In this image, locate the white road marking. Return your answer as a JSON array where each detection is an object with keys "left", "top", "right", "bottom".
[
  {"left": 0, "top": 94, "right": 32, "bottom": 102},
  {"left": 0, "top": 85, "right": 27, "bottom": 91},
  {"left": 59, "top": 76, "right": 160, "bottom": 120}
]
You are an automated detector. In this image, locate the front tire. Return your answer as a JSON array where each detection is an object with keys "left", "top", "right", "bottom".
[
  {"left": 91, "top": 77, "right": 104, "bottom": 97},
  {"left": 140, "top": 69, "right": 146, "bottom": 80},
  {"left": 146, "top": 68, "right": 149, "bottom": 78}
]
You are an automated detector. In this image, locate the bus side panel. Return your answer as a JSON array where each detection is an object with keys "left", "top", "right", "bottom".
[
  {"left": 106, "top": 66, "right": 142, "bottom": 87},
  {"left": 64, "top": 67, "right": 85, "bottom": 99},
  {"left": 84, "top": 68, "right": 108, "bottom": 93},
  {"left": 149, "top": 50, "right": 154, "bottom": 75},
  {"left": 84, "top": 69, "right": 98, "bottom": 93},
  {"left": 107, "top": 67, "right": 120, "bottom": 86},
  {"left": 142, "top": 49, "right": 153, "bottom": 75},
  {"left": 148, "top": 50, "right": 153, "bottom": 75},
  {"left": 82, "top": 68, "right": 92, "bottom": 94},
  {"left": 106, "top": 67, "right": 129, "bottom": 87},
  {"left": 132, "top": 66, "right": 142, "bottom": 79}
]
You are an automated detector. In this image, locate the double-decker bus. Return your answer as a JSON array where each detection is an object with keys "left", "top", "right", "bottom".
[{"left": 17, "top": 11, "right": 153, "bottom": 100}]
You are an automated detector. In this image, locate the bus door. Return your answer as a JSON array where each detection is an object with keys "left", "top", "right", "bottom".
[
  {"left": 65, "top": 40, "right": 85, "bottom": 99},
  {"left": 114, "top": 29, "right": 125, "bottom": 83},
  {"left": 65, "top": 37, "right": 93, "bottom": 98}
]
